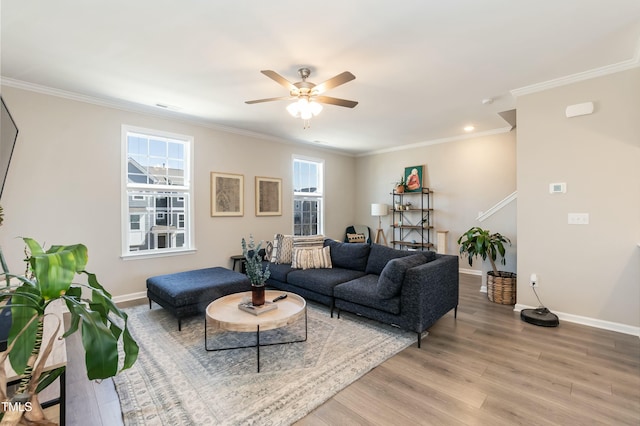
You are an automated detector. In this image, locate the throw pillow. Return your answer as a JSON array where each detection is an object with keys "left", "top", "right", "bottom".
[
  {"left": 269, "top": 234, "right": 280, "bottom": 263},
  {"left": 347, "top": 233, "right": 366, "bottom": 243},
  {"left": 275, "top": 234, "right": 294, "bottom": 264},
  {"left": 365, "top": 244, "right": 414, "bottom": 275},
  {"left": 292, "top": 246, "right": 332, "bottom": 270},
  {"left": 293, "top": 235, "right": 325, "bottom": 249},
  {"left": 377, "top": 254, "right": 427, "bottom": 299},
  {"left": 324, "top": 239, "right": 371, "bottom": 271},
  {"left": 264, "top": 240, "right": 274, "bottom": 262}
]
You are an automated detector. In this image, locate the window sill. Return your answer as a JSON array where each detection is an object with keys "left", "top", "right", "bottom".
[{"left": 121, "top": 248, "right": 197, "bottom": 261}]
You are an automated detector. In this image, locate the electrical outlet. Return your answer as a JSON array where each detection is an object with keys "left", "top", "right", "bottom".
[{"left": 530, "top": 273, "right": 538, "bottom": 287}]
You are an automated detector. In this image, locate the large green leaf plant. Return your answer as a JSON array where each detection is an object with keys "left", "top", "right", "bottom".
[
  {"left": 0, "top": 238, "right": 139, "bottom": 424},
  {"left": 457, "top": 226, "right": 511, "bottom": 275}
]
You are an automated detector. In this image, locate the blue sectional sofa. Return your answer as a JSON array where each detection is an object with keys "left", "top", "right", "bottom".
[{"left": 264, "top": 239, "right": 459, "bottom": 347}]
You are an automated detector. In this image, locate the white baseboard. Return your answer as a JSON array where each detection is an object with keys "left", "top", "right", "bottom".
[
  {"left": 514, "top": 304, "right": 640, "bottom": 337},
  {"left": 113, "top": 291, "right": 147, "bottom": 304},
  {"left": 479, "top": 286, "right": 487, "bottom": 293}
]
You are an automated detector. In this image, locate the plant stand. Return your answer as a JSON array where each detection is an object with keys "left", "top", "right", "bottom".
[{"left": 487, "top": 271, "right": 517, "bottom": 305}]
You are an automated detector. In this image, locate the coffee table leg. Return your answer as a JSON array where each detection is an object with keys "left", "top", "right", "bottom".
[{"left": 256, "top": 325, "right": 260, "bottom": 373}]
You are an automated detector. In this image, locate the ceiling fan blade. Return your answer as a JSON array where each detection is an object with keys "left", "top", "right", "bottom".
[
  {"left": 260, "top": 70, "right": 297, "bottom": 91},
  {"left": 245, "top": 96, "right": 294, "bottom": 104},
  {"left": 315, "top": 96, "right": 358, "bottom": 108},
  {"left": 313, "top": 72, "right": 356, "bottom": 94}
]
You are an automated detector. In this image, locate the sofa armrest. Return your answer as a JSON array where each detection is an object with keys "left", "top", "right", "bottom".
[{"left": 400, "top": 254, "right": 459, "bottom": 331}]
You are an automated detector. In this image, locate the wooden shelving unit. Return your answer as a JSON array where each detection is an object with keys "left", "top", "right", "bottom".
[{"left": 390, "top": 188, "right": 433, "bottom": 251}]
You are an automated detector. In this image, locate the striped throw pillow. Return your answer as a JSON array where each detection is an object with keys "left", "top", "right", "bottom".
[
  {"left": 292, "top": 246, "right": 332, "bottom": 270},
  {"left": 293, "top": 235, "right": 325, "bottom": 249}
]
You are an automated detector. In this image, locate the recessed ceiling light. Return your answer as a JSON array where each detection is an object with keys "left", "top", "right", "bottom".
[{"left": 464, "top": 125, "right": 475, "bottom": 132}]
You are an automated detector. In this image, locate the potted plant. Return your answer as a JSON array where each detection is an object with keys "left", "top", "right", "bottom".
[
  {"left": 395, "top": 177, "right": 407, "bottom": 194},
  {"left": 0, "top": 238, "right": 139, "bottom": 424},
  {"left": 457, "top": 226, "right": 516, "bottom": 304},
  {"left": 241, "top": 235, "right": 270, "bottom": 306}
]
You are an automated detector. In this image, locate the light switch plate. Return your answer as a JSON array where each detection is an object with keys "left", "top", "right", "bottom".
[{"left": 568, "top": 213, "right": 589, "bottom": 225}]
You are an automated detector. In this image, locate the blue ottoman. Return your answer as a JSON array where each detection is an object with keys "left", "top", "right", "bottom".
[{"left": 147, "top": 267, "right": 251, "bottom": 330}]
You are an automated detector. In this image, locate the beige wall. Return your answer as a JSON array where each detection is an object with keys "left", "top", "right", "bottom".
[
  {"left": 354, "top": 131, "right": 517, "bottom": 270},
  {"left": 516, "top": 67, "right": 640, "bottom": 328},
  {"left": 0, "top": 86, "right": 356, "bottom": 298}
]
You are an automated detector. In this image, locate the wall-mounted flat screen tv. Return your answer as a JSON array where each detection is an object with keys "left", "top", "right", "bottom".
[{"left": 0, "top": 96, "right": 19, "bottom": 200}]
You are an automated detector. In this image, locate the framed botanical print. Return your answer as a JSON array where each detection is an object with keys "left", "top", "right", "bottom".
[
  {"left": 211, "top": 172, "right": 244, "bottom": 216},
  {"left": 255, "top": 176, "right": 282, "bottom": 216}
]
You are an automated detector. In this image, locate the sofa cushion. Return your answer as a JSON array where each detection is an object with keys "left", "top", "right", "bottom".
[
  {"left": 347, "top": 233, "right": 366, "bottom": 243},
  {"left": 324, "top": 239, "right": 370, "bottom": 272},
  {"left": 291, "top": 246, "right": 332, "bottom": 270},
  {"left": 264, "top": 240, "right": 274, "bottom": 261},
  {"left": 263, "top": 261, "right": 294, "bottom": 283},
  {"left": 287, "top": 268, "right": 366, "bottom": 296},
  {"left": 275, "top": 234, "right": 295, "bottom": 264},
  {"left": 334, "top": 275, "right": 401, "bottom": 315},
  {"left": 377, "top": 254, "right": 427, "bottom": 299},
  {"left": 365, "top": 244, "right": 415, "bottom": 275},
  {"left": 293, "top": 234, "right": 325, "bottom": 249},
  {"left": 420, "top": 250, "right": 437, "bottom": 263}
]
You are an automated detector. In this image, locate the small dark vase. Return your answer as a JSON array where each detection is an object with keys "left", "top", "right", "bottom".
[{"left": 251, "top": 284, "right": 265, "bottom": 306}]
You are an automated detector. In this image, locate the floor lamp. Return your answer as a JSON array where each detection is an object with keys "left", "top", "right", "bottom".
[{"left": 371, "top": 203, "right": 388, "bottom": 245}]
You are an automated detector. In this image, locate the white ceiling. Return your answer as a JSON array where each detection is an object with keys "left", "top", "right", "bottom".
[{"left": 2, "top": 1, "right": 639, "bottom": 155}]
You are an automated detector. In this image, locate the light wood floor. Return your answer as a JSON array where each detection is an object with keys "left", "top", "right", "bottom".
[{"left": 65, "top": 274, "right": 640, "bottom": 425}]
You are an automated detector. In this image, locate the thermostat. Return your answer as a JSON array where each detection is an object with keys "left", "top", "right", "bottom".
[{"left": 549, "top": 183, "right": 566, "bottom": 194}]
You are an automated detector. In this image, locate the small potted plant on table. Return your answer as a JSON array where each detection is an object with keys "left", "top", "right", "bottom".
[
  {"left": 457, "top": 226, "right": 516, "bottom": 304},
  {"left": 241, "top": 235, "right": 271, "bottom": 306}
]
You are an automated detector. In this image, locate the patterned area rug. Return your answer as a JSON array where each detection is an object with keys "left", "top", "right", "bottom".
[{"left": 113, "top": 301, "right": 417, "bottom": 425}]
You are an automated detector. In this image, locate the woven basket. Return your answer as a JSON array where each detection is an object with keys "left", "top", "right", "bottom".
[{"left": 487, "top": 271, "right": 517, "bottom": 305}]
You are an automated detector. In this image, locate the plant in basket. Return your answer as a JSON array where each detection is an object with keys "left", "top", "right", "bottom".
[
  {"left": 457, "top": 226, "right": 516, "bottom": 304},
  {"left": 241, "top": 235, "right": 271, "bottom": 306}
]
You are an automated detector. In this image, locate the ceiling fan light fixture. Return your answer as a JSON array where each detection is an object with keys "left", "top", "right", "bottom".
[
  {"left": 287, "top": 97, "right": 322, "bottom": 120},
  {"left": 309, "top": 100, "right": 323, "bottom": 116}
]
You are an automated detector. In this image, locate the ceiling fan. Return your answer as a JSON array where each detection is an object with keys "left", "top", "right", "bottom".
[{"left": 246, "top": 68, "right": 358, "bottom": 127}]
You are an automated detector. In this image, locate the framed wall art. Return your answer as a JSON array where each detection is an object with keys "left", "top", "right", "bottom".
[
  {"left": 404, "top": 165, "right": 424, "bottom": 192},
  {"left": 255, "top": 176, "right": 282, "bottom": 216},
  {"left": 211, "top": 172, "right": 244, "bottom": 216}
]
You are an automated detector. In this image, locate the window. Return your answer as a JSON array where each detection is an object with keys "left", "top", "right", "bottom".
[
  {"left": 122, "top": 126, "right": 193, "bottom": 257},
  {"left": 293, "top": 156, "right": 324, "bottom": 235}
]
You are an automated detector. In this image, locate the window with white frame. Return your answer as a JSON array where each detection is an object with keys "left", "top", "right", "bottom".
[
  {"left": 122, "top": 126, "right": 193, "bottom": 256},
  {"left": 293, "top": 156, "right": 324, "bottom": 235}
]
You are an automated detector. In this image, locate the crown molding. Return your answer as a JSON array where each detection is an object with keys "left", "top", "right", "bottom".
[
  {"left": 359, "top": 127, "right": 513, "bottom": 157},
  {"left": 511, "top": 38, "right": 640, "bottom": 97}
]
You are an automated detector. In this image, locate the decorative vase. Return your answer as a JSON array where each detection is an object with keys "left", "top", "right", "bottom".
[
  {"left": 396, "top": 185, "right": 405, "bottom": 194},
  {"left": 251, "top": 284, "right": 265, "bottom": 306}
]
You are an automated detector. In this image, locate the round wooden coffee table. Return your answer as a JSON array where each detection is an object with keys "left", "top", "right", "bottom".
[{"left": 205, "top": 290, "right": 307, "bottom": 372}]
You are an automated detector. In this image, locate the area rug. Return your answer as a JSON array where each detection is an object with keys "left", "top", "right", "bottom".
[{"left": 112, "top": 301, "right": 417, "bottom": 425}]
